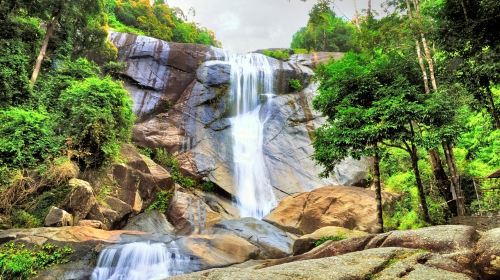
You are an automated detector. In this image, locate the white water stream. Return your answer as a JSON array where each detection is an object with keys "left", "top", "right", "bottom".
[
  {"left": 91, "top": 242, "right": 194, "bottom": 280},
  {"left": 226, "top": 53, "right": 277, "bottom": 219}
]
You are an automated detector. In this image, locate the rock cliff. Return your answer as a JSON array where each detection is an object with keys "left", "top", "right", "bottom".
[{"left": 109, "top": 32, "right": 368, "bottom": 201}]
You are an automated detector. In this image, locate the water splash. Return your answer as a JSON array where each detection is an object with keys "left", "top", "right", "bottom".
[
  {"left": 91, "top": 242, "right": 195, "bottom": 280},
  {"left": 226, "top": 53, "right": 277, "bottom": 218}
]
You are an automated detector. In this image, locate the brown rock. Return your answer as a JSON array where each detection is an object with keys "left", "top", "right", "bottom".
[
  {"left": 63, "top": 179, "right": 97, "bottom": 221},
  {"left": 112, "top": 144, "right": 174, "bottom": 213},
  {"left": 167, "top": 187, "right": 222, "bottom": 234},
  {"left": 177, "top": 234, "right": 259, "bottom": 269},
  {"left": 264, "top": 186, "right": 386, "bottom": 235},
  {"left": 372, "top": 225, "right": 478, "bottom": 253},
  {"left": 77, "top": 220, "right": 106, "bottom": 230},
  {"left": 44, "top": 207, "right": 73, "bottom": 227},
  {"left": 475, "top": 228, "right": 500, "bottom": 280}
]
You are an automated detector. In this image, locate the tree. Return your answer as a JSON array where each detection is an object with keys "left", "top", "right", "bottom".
[
  {"left": 290, "top": 0, "right": 355, "bottom": 52},
  {"left": 313, "top": 51, "right": 458, "bottom": 225},
  {"left": 58, "top": 76, "right": 134, "bottom": 168}
]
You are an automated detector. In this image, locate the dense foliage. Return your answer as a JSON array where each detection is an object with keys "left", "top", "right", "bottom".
[
  {"left": 312, "top": 0, "right": 499, "bottom": 229},
  {"left": 291, "top": 0, "right": 355, "bottom": 52},
  {"left": 105, "top": 0, "right": 220, "bottom": 46},
  {"left": 0, "top": 242, "right": 73, "bottom": 279}
]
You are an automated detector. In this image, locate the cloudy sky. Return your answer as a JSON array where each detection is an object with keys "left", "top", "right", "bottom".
[{"left": 167, "top": 0, "right": 385, "bottom": 52}]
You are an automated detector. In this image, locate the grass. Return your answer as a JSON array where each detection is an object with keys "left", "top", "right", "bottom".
[{"left": 147, "top": 190, "right": 172, "bottom": 213}]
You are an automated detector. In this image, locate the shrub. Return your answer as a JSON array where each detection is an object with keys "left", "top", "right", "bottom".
[
  {"left": 263, "top": 49, "right": 291, "bottom": 60},
  {"left": 0, "top": 108, "right": 62, "bottom": 169},
  {"left": 44, "top": 157, "right": 79, "bottom": 186},
  {"left": 147, "top": 190, "right": 172, "bottom": 213},
  {"left": 289, "top": 79, "right": 303, "bottom": 91},
  {"left": 11, "top": 210, "right": 42, "bottom": 228},
  {"left": 58, "top": 77, "right": 134, "bottom": 168},
  {"left": 0, "top": 242, "right": 73, "bottom": 279}
]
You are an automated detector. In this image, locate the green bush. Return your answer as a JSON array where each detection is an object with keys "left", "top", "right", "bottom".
[
  {"left": 0, "top": 108, "right": 62, "bottom": 169},
  {"left": 0, "top": 242, "right": 73, "bottom": 279},
  {"left": 58, "top": 77, "right": 134, "bottom": 168},
  {"left": 263, "top": 49, "right": 290, "bottom": 60},
  {"left": 289, "top": 79, "right": 303, "bottom": 91},
  {"left": 147, "top": 190, "right": 172, "bottom": 213},
  {"left": 11, "top": 210, "right": 42, "bottom": 228}
]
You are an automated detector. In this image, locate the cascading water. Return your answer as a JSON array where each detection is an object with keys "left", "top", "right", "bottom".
[
  {"left": 91, "top": 242, "right": 195, "bottom": 280},
  {"left": 226, "top": 53, "right": 277, "bottom": 218}
]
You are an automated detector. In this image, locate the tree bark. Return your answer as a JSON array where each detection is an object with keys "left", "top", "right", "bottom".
[
  {"left": 429, "top": 149, "right": 456, "bottom": 216},
  {"left": 443, "top": 141, "right": 466, "bottom": 216},
  {"left": 373, "top": 144, "right": 384, "bottom": 233},
  {"left": 30, "top": 18, "right": 56, "bottom": 84},
  {"left": 368, "top": 0, "right": 372, "bottom": 18},
  {"left": 353, "top": 0, "right": 360, "bottom": 29},
  {"left": 409, "top": 123, "right": 431, "bottom": 224},
  {"left": 486, "top": 87, "right": 500, "bottom": 129}
]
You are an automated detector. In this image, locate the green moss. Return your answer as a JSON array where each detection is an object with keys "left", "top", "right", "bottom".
[
  {"left": 314, "top": 234, "right": 346, "bottom": 247},
  {"left": 151, "top": 149, "right": 196, "bottom": 188},
  {"left": 263, "top": 49, "right": 291, "bottom": 60},
  {"left": 0, "top": 242, "right": 73, "bottom": 279}
]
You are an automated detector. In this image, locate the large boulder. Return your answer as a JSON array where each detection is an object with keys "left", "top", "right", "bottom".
[
  {"left": 475, "top": 228, "right": 500, "bottom": 279},
  {"left": 366, "top": 225, "right": 478, "bottom": 253},
  {"left": 170, "top": 247, "right": 473, "bottom": 280},
  {"left": 63, "top": 179, "right": 97, "bottom": 222},
  {"left": 123, "top": 210, "right": 175, "bottom": 235},
  {"left": 176, "top": 234, "right": 259, "bottom": 270},
  {"left": 167, "top": 187, "right": 222, "bottom": 234},
  {"left": 264, "top": 186, "right": 386, "bottom": 234},
  {"left": 44, "top": 207, "right": 73, "bottom": 227},
  {"left": 111, "top": 144, "right": 174, "bottom": 213},
  {"left": 289, "top": 52, "right": 344, "bottom": 69},
  {"left": 205, "top": 218, "right": 294, "bottom": 258}
]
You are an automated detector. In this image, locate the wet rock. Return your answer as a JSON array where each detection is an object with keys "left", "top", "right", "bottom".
[
  {"left": 205, "top": 217, "right": 294, "bottom": 259},
  {"left": 104, "top": 196, "right": 133, "bottom": 222},
  {"left": 264, "top": 186, "right": 386, "bottom": 235},
  {"left": 44, "top": 207, "right": 73, "bottom": 227},
  {"left": 167, "top": 187, "right": 222, "bottom": 234},
  {"left": 196, "top": 61, "right": 231, "bottom": 86},
  {"left": 475, "top": 228, "right": 500, "bottom": 279},
  {"left": 123, "top": 210, "right": 175, "bottom": 235},
  {"left": 293, "top": 226, "right": 368, "bottom": 255},
  {"left": 63, "top": 179, "right": 96, "bottom": 222}
]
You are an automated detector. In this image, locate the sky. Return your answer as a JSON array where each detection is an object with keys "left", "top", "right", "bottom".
[{"left": 166, "top": 0, "right": 385, "bottom": 52}]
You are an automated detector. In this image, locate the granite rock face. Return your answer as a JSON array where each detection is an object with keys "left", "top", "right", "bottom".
[{"left": 110, "top": 32, "right": 368, "bottom": 202}]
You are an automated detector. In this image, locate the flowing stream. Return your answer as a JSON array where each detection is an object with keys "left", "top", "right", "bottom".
[
  {"left": 226, "top": 53, "right": 277, "bottom": 219},
  {"left": 91, "top": 242, "right": 195, "bottom": 280}
]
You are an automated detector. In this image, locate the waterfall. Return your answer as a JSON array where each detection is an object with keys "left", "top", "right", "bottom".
[
  {"left": 226, "top": 53, "right": 277, "bottom": 219},
  {"left": 91, "top": 242, "right": 194, "bottom": 280}
]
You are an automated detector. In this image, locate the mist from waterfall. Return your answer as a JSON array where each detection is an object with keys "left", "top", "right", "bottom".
[
  {"left": 91, "top": 242, "right": 195, "bottom": 280},
  {"left": 225, "top": 53, "right": 277, "bottom": 219}
]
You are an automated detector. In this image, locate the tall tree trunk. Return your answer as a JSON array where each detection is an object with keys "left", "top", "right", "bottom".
[
  {"left": 429, "top": 149, "right": 456, "bottom": 216},
  {"left": 409, "top": 123, "right": 431, "bottom": 224},
  {"left": 415, "top": 40, "right": 430, "bottom": 94},
  {"left": 443, "top": 141, "right": 466, "bottom": 216},
  {"left": 420, "top": 35, "right": 438, "bottom": 91},
  {"left": 373, "top": 144, "right": 384, "bottom": 233},
  {"left": 486, "top": 87, "right": 500, "bottom": 129},
  {"left": 353, "top": 0, "right": 360, "bottom": 30},
  {"left": 31, "top": 18, "right": 56, "bottom": 84},
  {"left": 368, "top": 0, "right": 372, "bottom": 18}
]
